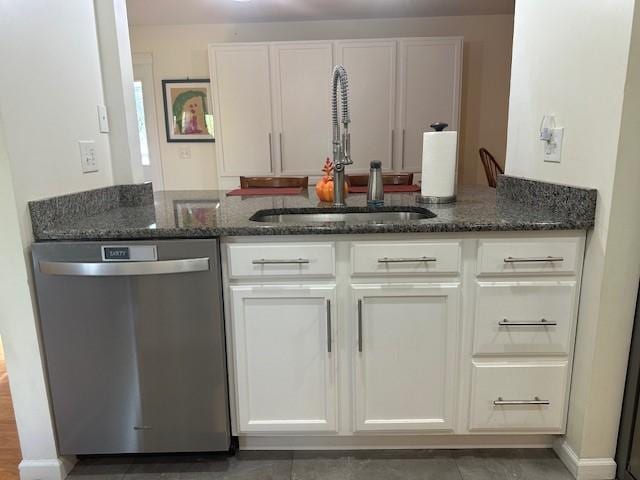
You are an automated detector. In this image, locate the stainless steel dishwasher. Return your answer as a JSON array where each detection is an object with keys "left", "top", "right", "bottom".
[{"left": 32, "top": 239, "right": 230, "bottom": 455}]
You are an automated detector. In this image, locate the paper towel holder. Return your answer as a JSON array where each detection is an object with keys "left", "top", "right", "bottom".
[{"left": 416, "top": 122, "right": 457, "bottom": 205}]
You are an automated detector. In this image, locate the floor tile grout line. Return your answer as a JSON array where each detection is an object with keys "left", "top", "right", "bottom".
[
  {"left": 453, "top": 455, "right": 466, "bottom": 480},
  {"left": 122, "top": 457, "right": 136, "bottom": 477},
  {"left": 288, "top": 454, "right": 294, "bottom": 480}
]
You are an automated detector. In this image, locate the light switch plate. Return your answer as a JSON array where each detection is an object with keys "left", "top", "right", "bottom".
[
  {"left": 97, "top": 105, "right": 110, "bottom": 133},
  {"left": 79, "top": 140, "right": 98, "bottom": 173},
  {"left": 544, "top": 127, "right": 564, "bottom": 163}
]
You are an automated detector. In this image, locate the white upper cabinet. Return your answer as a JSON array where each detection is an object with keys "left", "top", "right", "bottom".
[
  {"left": 209, "top": 44, "right": 274, "bottom": 177},
  {"left": 351, "top": 283, "right": 460, "bottom": 432},
  {"left": 210, "top": 37, "right": 463, "bottom": 182},
  {"left": 270, "top": 42, "right": 334, "bottom": 175},
  {"left": 336, "top": 40, "right": 397, "bottom": 173},
  {"left": 397, "top": 38, "right": 463, "bottom": 171}
]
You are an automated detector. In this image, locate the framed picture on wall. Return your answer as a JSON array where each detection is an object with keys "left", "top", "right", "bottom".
[{"left": 162, "top": 79, "right": 215, "bottom": 142}]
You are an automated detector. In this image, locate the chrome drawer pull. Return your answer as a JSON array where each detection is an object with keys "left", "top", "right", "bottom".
[
  {"left": 494, "top": 396, "right": 550, "bottom": 406},
  {"left": 504, "top": 256, "right": 564, "bottom": 263},
  {"left": 252, "top": 258, "right": 310, "bottom": 265},
  {"left": 499, "top": 318, "right": 557, "bottom": 327},
  {"left": 378, "top": 256, "right": 436, "bottom": 263}
]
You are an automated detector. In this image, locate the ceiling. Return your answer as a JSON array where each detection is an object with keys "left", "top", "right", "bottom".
[{"left": 126, "top": 0, "right": 515, "bottom": 26}]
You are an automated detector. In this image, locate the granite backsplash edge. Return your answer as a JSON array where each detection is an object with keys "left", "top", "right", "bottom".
[
  {"left": 29, "top": 183, "right": 153, "bottom": 237},
  {"left": 496, "top": 174, "right": 597, "bottom": 221}
]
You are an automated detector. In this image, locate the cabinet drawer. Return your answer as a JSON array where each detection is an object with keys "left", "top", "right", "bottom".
[
  {"left": 351, "top": 242, "right": 461, "bottom": 276},
  {"left": 477, "top": 238, "right": 581, "bottom": 276},
  {"left": 469, "top": 362, "right": 568, "bottom": 432},
  {"left": 473, "top": 281, "right": 577, "bottom": 355},
  {"left": 227, "top": 243, "right": 335, "bottom": 278}
]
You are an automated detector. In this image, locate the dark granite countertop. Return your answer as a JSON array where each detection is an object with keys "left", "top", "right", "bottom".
[{"left": 29, "top": 176, "right": 597, "bottom": 241}]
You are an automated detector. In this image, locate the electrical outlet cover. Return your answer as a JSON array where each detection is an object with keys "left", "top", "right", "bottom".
[
  {"left": 179, "top": 146, "right": 192, "bottom": 159},
  {"left": 79, "top": 140, "right": 98, "bottom": 173},
  {"left": 544, "top": 127, "right": 564, "bottom": 163}
]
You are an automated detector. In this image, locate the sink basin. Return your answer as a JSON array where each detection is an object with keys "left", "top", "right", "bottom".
[{"left": 250, "top": 207, "right": 436, "bottom": 224}]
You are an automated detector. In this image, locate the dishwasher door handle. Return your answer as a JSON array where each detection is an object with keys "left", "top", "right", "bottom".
[{"left": 39, "top": 258, "right": 210, "bottom": 276}]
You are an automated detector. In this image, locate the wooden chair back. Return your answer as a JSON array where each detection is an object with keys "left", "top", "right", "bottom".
[
  {"left": 478, "top": 148, "right": 504, "bottom": 188},
  {"left": 347, "top": 173, "right": 414, "bottom": 187},
  {"left": 239, "top": 176, "right": 309, "bottom": 188}
]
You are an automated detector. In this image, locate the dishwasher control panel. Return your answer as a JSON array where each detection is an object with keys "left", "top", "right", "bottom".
[{"left": 101, "top": 245, "right": 157, "bottom": 262}]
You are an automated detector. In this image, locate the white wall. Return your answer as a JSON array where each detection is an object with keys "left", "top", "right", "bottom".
[
  {"left": 0, "top": 1, "right": 116, "bottom": 478},
  {"left": 129, "top": 15, "right": 513, "bottom": 190},
  {"left": 506, "top": 0, "right": 640, "bottom": 469},
  {"left": 0, "top": 116, "right": 71, "bottom": 480},
  {"left": 95, "top": 0, "right": 145, "bottom": 185},
  {"left": 0, "top": 1, "right": 114, "bottom": 242}
]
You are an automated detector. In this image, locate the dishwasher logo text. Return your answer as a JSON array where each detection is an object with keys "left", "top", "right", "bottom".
[{"left": 103, "top": 247, "right": 131, "bottom": 261}]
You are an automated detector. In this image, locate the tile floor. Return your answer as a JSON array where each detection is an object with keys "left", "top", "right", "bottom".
[{"left": 68, "top": 448, "right": 574, "bottom": 480}]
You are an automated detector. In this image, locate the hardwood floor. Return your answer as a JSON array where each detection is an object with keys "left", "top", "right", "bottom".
[{"left": 0, "top": 341, "right": 20, "bottom": 480}]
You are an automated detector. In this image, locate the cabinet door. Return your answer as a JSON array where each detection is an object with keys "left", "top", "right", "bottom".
[
  {"left": 271, "top": 42, "right": 333, "bottom": 175},
  {"left": 209, "top": 44, "right": 273, "bottom": 176},
  {"left": 397, "top": 38, "right": 462, "bottom": 171},
  {"left": 230, "top": 285, "right": 337, "bottom": 433},
  {"left": 352, "top": 283, "right": 460, "bottom": 432},
  {"left": 336, "top": 40, "right": 397, "bottom": 173}
]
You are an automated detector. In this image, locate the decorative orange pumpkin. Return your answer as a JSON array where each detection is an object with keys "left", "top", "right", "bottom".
[{"left": 315, "top": 158, "right": 349, "bottom": 202}]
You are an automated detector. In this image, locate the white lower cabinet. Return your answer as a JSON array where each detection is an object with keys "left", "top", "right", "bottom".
[
  {"left": 352, "top": 284, "right": 460, "bottom": 432},
  {"left": 469, "top": 361, "right": 569, "bottom": 432},
  {"left": 224, "top": 234, "right": 585, "bottom": 442},
  {"left": 229, "top": 285, "right": 338, "bottom": 433}
]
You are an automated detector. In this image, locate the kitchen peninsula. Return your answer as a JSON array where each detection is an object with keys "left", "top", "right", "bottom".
[{"left": 29, "top": 174, "right": 596, "bottom": 451}]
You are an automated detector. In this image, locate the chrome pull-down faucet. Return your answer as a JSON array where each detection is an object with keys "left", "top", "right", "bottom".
[{"left": 331, "top": 65, "right": 352, "bottom": 207}]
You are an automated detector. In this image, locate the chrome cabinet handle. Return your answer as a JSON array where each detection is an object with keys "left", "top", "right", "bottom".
[
  {"left": 357, "top": 299, "right": 363, "bottom": 353},
  {"left": 133, "top": 425, "right": 153, "bottom": 430},
  {"left": 504, "top": 256, "right": 564, "bottom": 263},
  {"left": 494, "top": 396, "right": 550, "bottom": 406},
  {"left": 268, "top": 133, "right": 274, "bottom": 172},
  {"left": 391, "top": 129, "right": 395, "bottom": 165},
  {"left": 279, "top": 132, "right": 284, "bottom": 171},
  {"left": 499, "top": 318, "right": 557, "bottom": 327},
  {"left": 39, "top": 258, "right": 210, "bottom": 277},
  {"left": 251, "top": 258, "right": 310, "bottom": 265},
  {"left": 378, "top": 257, "right": 436, "bottom": 263},
  {"left": 401, "top": 128, "right": 406, "bottom": 169},
  {"left": 326, "top": 299, "right": 332, "bottom": 353}
]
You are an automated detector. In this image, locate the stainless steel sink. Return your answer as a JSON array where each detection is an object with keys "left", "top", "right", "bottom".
[{"left": 250, "top": 207, "right": 436, "bottom": 224}]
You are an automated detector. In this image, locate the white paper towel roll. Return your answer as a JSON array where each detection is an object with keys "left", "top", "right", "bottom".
[{"left": 420, "top": 130, "right": 458, "bottom": 199}]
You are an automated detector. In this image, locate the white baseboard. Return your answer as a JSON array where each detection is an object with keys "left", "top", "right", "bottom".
[
  {"left": 553, "top": 438, "right": 617, "bottom": 480},
  {"left": 19, "top": 457, "right": 76, "bottom": 480},
  {"left": 240, "top": 434, "right": 555, "bottom": 450}
]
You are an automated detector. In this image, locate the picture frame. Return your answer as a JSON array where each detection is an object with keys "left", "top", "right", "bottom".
[{"left": 162, "top": 79, "right": 215, "bottom": 143}]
